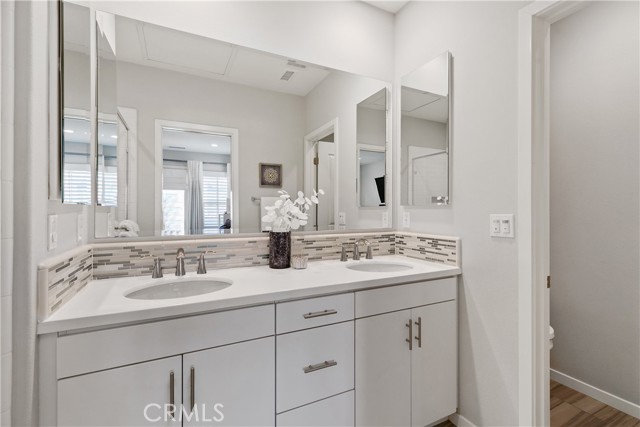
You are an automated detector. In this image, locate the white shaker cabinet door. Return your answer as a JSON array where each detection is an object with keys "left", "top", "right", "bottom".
[
  {"left": 355, "top": 310, "right": 412, "bottom": 427},
  {"left": 182, "top": 336, "right": 275, "bottom": 427},
  {"left": 58, "top": 356, "right": 182, "bottom": 427},
  {"left": 410, "top": 301, "right": 457, "bottom": 427}
]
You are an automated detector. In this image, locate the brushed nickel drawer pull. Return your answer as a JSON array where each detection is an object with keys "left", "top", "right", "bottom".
[
  {"left": 303, "top": 360, "right": 338, "bottom": 374},
  {"left": 406, "top": 320, "right": 413, "bottom": 350},
  {"left": 303, "top": 309, "right": 338, "bottom": 319},
  {"left": 169, "top": 371, "right": 175, "bottom": 419},
  {"left": 190, "top": 366, "right": 195, "bottom": 411},
  {"left": 414, "top": 317, "right": 422, "bottom": 348}
]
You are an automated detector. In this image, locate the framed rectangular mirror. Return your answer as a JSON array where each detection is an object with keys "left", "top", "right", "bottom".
[
  {"left": 400, "top": 51, "right": 452, "bottom": 207},
  {"left": 58, "top": 4, "right": 392, "bottom": 239}
]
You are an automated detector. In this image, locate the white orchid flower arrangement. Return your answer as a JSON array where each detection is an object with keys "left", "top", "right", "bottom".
[{"left": 262, "top": 189, "right": 324, "bottom": 232}]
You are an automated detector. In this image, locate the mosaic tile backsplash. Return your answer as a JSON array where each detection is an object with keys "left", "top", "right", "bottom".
[
  {"left": 38, "top": 246, "right": 93, "bottom": 318},
  {"left": 39, "top": 232, "right": 459, "bottom": 316},
  {"left": 395, "top": 232, "right": 460, "bottom": 266}
]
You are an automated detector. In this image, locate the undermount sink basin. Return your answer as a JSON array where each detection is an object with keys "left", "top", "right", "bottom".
[
  {"left": 346, "top": 262, "right": 413, "bottom": 273},
  {"left": 125, "top": 279, "right": 232, "bottom": 300}
]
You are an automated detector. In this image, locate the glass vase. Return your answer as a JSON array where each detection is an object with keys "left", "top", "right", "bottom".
[{"left": 269, "top": 231, "right": 291, "bottom": 269}]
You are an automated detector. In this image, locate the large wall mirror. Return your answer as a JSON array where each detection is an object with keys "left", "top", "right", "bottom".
[
  {"left": 59, "top": 3, "right": 392, "bottom": 239},
  {"left": 400, "top": 51, "right": 452, "bottom": 207}
]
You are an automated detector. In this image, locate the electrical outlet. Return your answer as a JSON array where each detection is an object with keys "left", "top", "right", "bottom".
[
  {"left": 381, "top": 211, "right": 389, "bottom": 228},
  {"left": 48, "top": 215, "right": 58, "bottom": 251},
  {"left": 77, "top": 214, "right": 84, "bottom": 243},
  {"left": 338, "top": 212, "right": 346, "bottom": 225},
  {"left": 402, "top": 211, "right": 411, "bottom": 228}
]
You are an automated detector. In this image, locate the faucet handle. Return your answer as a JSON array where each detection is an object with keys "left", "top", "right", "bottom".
[
  {"left": 340, "top": 244, "right": 348, "bottom": 262},
  {"left": 138, "top": 255, "right": 164, "bottom": 278},
  {"left": 366, "top": 245, "right": 374, "bottom": 260},
  {"left": 152, "top": 257, "right": 164, "bottom": 279},
  {"left": 197, "top": 250, "right": 216, "bottom": 274}
]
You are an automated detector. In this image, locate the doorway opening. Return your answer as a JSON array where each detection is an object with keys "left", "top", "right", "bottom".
[{"left": 304, "top": 119, "right": 339, "bottom": 231}]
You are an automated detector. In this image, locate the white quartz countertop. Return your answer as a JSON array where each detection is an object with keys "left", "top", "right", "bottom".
[{"left": 38, "top": 255, "right": 460, "bottom": 335}]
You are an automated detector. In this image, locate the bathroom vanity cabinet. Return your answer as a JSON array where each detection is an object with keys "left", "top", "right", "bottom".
[
  {"left": 40, "top": 276, "right": 457, "bottom": 427},
  {"left": 355, "top": 278, "right": 458, "bottom": 427}
]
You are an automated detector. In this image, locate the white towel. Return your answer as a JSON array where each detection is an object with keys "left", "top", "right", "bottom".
[{"left": 260, "top": 197, "right": 280, "bottom": 231}]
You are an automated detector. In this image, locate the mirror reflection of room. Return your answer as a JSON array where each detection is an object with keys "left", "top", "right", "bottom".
[
  {"left": 400, "top": 51, "right": 451, "bottom": 207},
  {"left": 70, "top": 10, "right": 391, "bottom": 238},
  {"left": 357, "top": 89, "right": 387, "bottom": 208}
]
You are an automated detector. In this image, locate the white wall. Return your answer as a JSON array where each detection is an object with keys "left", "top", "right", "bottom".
[
  {"left": 116, "top": 61, "right": 306, "bottom": 234},
  {"left": 357, "top": 107, "right": 386, "bottom": 147},
  {"left": 550, "top": 1, "right": 639, "bottom": 406},
  {"left": 395, "top": 2, "right": 523, "bottom": 425},
  {"left": 305, "top": 72, "right": 389, "bottom": 229},
  {"left": 0, "top": 2, "right": 14, "bottom": 424}
]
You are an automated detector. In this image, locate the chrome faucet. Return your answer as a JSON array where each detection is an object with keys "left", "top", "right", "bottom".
[
  {"left": 197, "top": 250, "right": 216, "bottom": 274},
  {"left": 175, "top": 248, "right": 186, "bottom": 276},
  {"left": 353, "top": 239, "right": 373, "bottom": 261}
]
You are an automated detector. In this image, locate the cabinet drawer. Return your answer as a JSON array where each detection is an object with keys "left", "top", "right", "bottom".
[
  {"left": 355, "top": 277, "right": 456, "bottom": 318},
  {"left": 277, "top": 391, "right": 354, "bottom": 427},
  {"left": 57, "top": 304, "right": 274, "bottom": 379},
  {"left": 277, "top": 293, "right": 354, "bottom": 334},
  {"left": 276, "top": 322, "right": 354, "bottom": 413}
]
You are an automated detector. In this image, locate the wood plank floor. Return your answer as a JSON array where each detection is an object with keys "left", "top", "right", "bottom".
[
  {"left": 433, "top": 381, "right": 639, "bottom": 427},
  {"left": 551, "top": 380, "right": 640, "bottom": 427}
]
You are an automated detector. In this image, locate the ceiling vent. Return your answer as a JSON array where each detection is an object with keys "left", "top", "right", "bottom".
[
  {"left": 280, "top": 70, "right": 295, "bottom": 81},
  {"left": 286, "top": 60, "right": 306, "bottom": 70}
]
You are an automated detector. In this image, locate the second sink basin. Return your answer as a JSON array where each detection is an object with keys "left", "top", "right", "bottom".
[
  {"left": 125, "top": 278, "right": 232, "bottom": 300},
  {"left": 346, "top": 262, "right": 413, "bottom": 273}
]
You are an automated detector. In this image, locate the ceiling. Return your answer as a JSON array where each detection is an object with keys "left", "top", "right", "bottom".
[
  {"left": 401, "top": 87, "right": 448, "bottom": 122},
  {"left": 358, "top": 88, "right": 387, "bottom": 111},
  {"left": 113, "top": 15, "right": 332, "bottom": 97},
  {"left": 362, "top": 1, "right": 410, "bottom": 14}
]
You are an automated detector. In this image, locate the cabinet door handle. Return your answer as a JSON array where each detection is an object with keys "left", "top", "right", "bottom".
[
  {"left": 169, "top": 371, "right": 175, "bottom": 419},
  {"left": 190, "top": 366, "right": 195, "bottom": 411},
  {"left": 406, "top": 320, "right": 413, "bottom": 350},
  {"left": 414, "top": 316, "right": 422, "bottom": 348},
  {"left": 303, "top": 309, "right": 338, "bottom": 319},
  {"left": 303, "top": 360, "right": 338, "bottom": 373}
]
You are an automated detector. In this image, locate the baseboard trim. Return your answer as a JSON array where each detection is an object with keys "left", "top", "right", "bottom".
[
  {"left": 449, "top": 413, "right": 476, "bottom": 427},
  {"left": 551, "top": 369, "right": 640, "bottom": 418}
]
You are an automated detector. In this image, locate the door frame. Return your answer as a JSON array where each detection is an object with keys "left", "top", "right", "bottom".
[
  {"left": 303, "top": 119, "right": 339, "bottom": 229},
  {"left": 154, "top": 119, "right": 239, "bottom": 235},
  {"left": 517, "top": 1, "right": 587, "bottom": 425}
]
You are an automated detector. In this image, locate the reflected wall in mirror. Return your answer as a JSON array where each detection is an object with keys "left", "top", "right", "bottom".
[
  {"left": 357, "top": 89, "right": 387, "bottom": 208},
  {"left": 79, "top": 9, "right": 391, "bottom": 238},
  {"left": 400, "top": 51, "right": 452, "bottom": 207},
  {"left": 61, "top": 2, "right": 91, "bottom": 204}
]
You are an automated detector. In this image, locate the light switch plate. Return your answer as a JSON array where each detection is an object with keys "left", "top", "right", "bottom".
[
  {"left": 381, "top": 212, "right": 389, "bottom": 228},
  {"left": 490, "top": 214, "right": 515, "bottom": 238},
  {"left": 48, "top": 215, "right": 58, "bottom": 250},
  {"left": 402, "top": 211, "right": 411, "bottom": 228}
]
